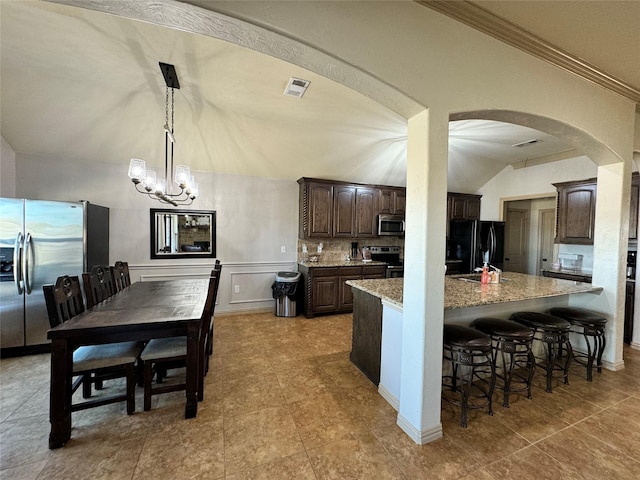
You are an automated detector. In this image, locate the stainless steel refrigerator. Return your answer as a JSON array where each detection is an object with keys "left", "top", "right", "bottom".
[
  {"left": 0, "top": 199, "right": 109, "bottom": 351},
  {"left": 448, "top": 220, "right": 505, "bottom": 274}
]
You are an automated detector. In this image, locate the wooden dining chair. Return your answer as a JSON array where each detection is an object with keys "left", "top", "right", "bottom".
[
  {"left": 205, "top": 260, "right": 222, "bottom": 371},
  {"left": 139, "top": 269, "right": 218, "bottom": 411},
  {"left": 83, "top": 265, "right": 116, "bottom": 308},
  {"left": 111, "top": 261, "right": 131, "bottom": 292},
  {"left": 43, "top": 275, "right": 144, "bottom": 414}
]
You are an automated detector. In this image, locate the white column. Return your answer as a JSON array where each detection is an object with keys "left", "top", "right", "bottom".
[
  {"left": 397, "top": 108, "right": 448, "bottom": 444},
  {"left": 576, "top": 161, "right": 631, "bottom": 369}
]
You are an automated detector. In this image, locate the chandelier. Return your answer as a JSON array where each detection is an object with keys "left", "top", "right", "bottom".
[{"left": 128, "top": 62, "right": 198, "bottom": 206}]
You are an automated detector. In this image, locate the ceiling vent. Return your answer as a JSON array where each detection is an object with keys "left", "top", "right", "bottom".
[
  {"left": 283, "top": 77, "right": 310, "bottom": 98},
  {"left": 512, "top": 139, "right": 542, "bottom": 148}
]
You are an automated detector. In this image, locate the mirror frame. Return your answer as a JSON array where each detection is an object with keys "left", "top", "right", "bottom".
[{"left": 150, "top": 208, "right": 216, "bottom": 259}]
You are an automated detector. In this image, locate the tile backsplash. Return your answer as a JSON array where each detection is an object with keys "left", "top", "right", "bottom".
[
  {"left": 297, "top": 238, "right": 404, "bottom": 262},
  {"left": 557, "top": 244, "right": 593, "bottom": 273}
]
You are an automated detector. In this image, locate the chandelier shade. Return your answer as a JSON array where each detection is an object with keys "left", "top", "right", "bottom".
[{"left": 128, "top": 62, "right": 197, "bottom": 207}]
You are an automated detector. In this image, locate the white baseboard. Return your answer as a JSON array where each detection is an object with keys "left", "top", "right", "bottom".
[
  {"left": 396, "top": 413, "right": 443, "bottom": 445},
  {"left": 378, "top": 384, "right": 399, "bottom": 411},
  {"left": 631, "top": 341, "right": 640, "bottom": 351},
  {"left": 601, "top": 358, "right": 625, "bottom": 371},
  {"left": 215, "top": 307, "right": 273, "bottom": 316}
]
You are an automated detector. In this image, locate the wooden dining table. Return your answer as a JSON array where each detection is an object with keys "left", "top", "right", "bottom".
[{"left": 47, "top": 278, "right": 209, "bottom": 449}]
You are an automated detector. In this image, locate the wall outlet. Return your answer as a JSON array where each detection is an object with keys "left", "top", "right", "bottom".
[
  {"left": 234, "top": 285, "right": 240, "bottom": 293},
  {"left": 281, "top": 245, "right": 286, "bottom": 253}
]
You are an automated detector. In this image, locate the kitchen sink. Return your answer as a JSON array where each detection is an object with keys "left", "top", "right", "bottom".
[
  {"left": 457, "top": 274, "right": 509, "bottom": 283},
  {"left": 458, "top": 275, "right": 482, "bottom": 283}
]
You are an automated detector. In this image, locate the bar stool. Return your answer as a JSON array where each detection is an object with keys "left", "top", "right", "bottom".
[
  {"left": 442, "top": 325, "right": 495, "bottom": 427},
  {"left": 510, "top": 312, "right": 573, "bottom": 393},
  {"left": 548, "top": 307, "right": 606, "bottom": 381},
  {"left": 470, "top": 317, "right": 535, "bottom": 408}
]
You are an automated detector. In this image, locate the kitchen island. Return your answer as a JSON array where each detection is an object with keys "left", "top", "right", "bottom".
[{"left": 346, "top": 272, "right": 602, "bottom": 409}]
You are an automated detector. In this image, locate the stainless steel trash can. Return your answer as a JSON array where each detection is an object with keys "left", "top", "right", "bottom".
[{"left": 272, "top": 271, "right": 301, "bottom": 317}]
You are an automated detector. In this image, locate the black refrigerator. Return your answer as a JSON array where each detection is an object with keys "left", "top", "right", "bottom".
[{"left": 448, "top": 220, "right": 505, "bottom": 273}]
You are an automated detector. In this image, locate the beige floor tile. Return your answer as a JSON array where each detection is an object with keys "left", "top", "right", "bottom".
[
  {"left": 440, "top": 405, "right": 531, "bottom": 466},
  {"left": 373, "top": 423, "right": 479, "bottom": 479},
  {"left": 225, "top": 452, "right": 316, "bottom": 480},
  {"left": 289, "top": 392, "right": 369, "bottom": 450},
  {"left": 490, "top": 396, "right": 571, "bottom": 443},
  {"left": 524, "top": 383, "right": 604, "bottom": 424},
  {"left": 2, "top": 317, "right": 640, "bottom": 480},
  {"left": 606, "top": 395, "right": 640, "bottom": 422},
  {"left": 553, "top": 375, "right": 632, "bottom": 409},
  {"left": 307, "top": 432, "right": 406, "bottom": 480},
  {"left": 132, "top": 418, "right": 224, "bottom": 480},
  {"left": 0, "top": 459, "right": 47, "bottom": 480},
  {"left": 321, "top": 358, "right": 377, "bottom": 389},
  {"left": 484, "top": 444, "right": 582, "bottom": 479},
  {"left": 222, "top": 373, "right": 287, "bottom": 417},
  {"left": 536, "top": 425, "right": 640, "bottom": 480},
  {"left": 592, "top": 368, "right": 640, "bottom": 396},
  {"left": 332, "top": 385, "right": 398, "bottom": 430},
  {"left": 457, "top": 468, "right": 497, "bottom": 480},
  {"left": 573, "top": 408, "right": 640, "bottom": 461},
  {"left": 223, "top": 406, "right": 305, "bottom": 474},
  {"left": 39, "top": 433, "right": 146, "bottom": 480},
  {"left": 0, "top": 414, "right": 54, "bottom": 469}
]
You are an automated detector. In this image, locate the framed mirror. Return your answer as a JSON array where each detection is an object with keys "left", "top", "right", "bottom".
[{"left": 150, "top": 209, "right": 216, "bottom": 259}]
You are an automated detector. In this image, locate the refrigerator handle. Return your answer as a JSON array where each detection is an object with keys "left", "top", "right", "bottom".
[
  {"left": 22, "top": 232, "right": 33, "bottom": 295},
  {"left": 489, "top": 226, "right": 496, "bottom": 263},
  {"left": 14, "top": 232, "right": 24, "bottom": 295}
]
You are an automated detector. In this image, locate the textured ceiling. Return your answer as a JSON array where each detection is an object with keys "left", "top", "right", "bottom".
[
  {"left": 0, "top": 1, "right": 408, "bottom": 187},
  {"left": 475, "top": 0, "right": 640, "bottom": 93},
  {"left": 1, "top": 1, "right": 634, "bottom": 194}
]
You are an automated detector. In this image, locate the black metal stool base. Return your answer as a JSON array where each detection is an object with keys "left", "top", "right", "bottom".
[
  {"left": 470, "top": 317, "right": 536, "bottom": 408},
  {"left": 510, "top": 312, "right": 573, "bottom": 393},
  {"left": 443, "top": 325, "right": 496, "bottom": 427},
  {"left": 549, "top": 308, "right": 606, "bottom": 382}
]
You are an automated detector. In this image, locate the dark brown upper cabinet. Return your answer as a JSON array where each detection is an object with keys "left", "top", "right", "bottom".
[
  {"left": 447, "top": 193, "right": 481, "bottom": 221},
  {"left": 553, "top": 178, "right": 597, "bottom": 244},
  {"left": 378, "top": 188, "right": 406, "bottom": 215},
  {"left": 298, "top": 178, "right": 402, "bottom": 239}
]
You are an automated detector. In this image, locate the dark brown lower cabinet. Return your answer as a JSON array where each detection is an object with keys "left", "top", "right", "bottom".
[
  {"left": 338, "top": 266, "right": 363, "bottom": 311},
  {"left": 625, "top": 280, "right": 635, "bottom": 344},
  {"left": 299, "top": 264, "right": 386, "bottom": 318},
  {"left": 310, "top": 268, "right": 339, "bottom": 314},
  {"left": 350, "top": 288, "right": 382, "bottom": 385}
]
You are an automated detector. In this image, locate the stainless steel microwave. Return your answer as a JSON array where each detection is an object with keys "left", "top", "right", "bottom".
[{"left": 378, "top": 214, "right": 405, "bottom": 236}]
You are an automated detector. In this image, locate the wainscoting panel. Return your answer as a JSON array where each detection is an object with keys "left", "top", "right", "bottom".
[{"left": 130, "top": 261, "right": 298, "bottom": 315}]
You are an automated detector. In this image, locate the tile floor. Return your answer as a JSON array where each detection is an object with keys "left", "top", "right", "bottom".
[{"left": 1, "top": 312, "right": 639, "bottom": 479}]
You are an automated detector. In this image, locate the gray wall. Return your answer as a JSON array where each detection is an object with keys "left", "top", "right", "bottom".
[{"left": 13, "top": 148, "right": 299, "bottom": 314}]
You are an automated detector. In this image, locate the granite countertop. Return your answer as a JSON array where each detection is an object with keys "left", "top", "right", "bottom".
[
  {"left": 542, "top": 268, "right": 593, "bottom": 278},
  {"left": 298, "top": 260, "right": 388, "bottom": 268},
  {"left": 347, "top": 272, "right": 602, "bottom": 311}
]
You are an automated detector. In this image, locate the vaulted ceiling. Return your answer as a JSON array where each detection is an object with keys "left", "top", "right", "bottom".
[{"left": 1, "top": 1, "right": 637, "bottom": 193}]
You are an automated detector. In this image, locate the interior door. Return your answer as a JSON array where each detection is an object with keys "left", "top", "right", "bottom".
[
  {"left": 504, "top": 207, "right": 529, "bottom": 273},
  {"left": 538, "top": 208, "right": 556, "bottom": 274}
]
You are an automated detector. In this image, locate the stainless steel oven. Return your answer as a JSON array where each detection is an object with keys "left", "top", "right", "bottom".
[{"left": 368, "top": 246, "right": 403, "bottom": 278}]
